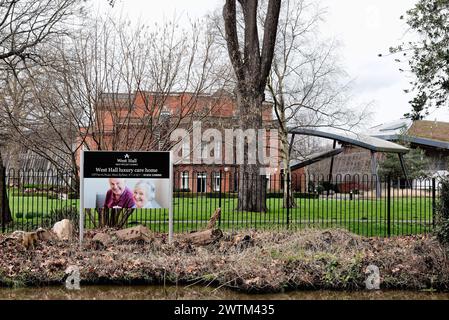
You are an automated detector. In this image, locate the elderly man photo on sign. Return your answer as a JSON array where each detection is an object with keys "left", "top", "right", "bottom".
[{"left": 104, "top": 178, "right": 136, "bottom": 209}]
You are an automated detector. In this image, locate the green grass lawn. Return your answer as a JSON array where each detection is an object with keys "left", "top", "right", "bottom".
[
  {"left": 4, "top": 194, "right": 434, "bottom": 237},
  {"left": 146, "top": 196, "right": 433, "bottom": 236},
  {"left": 7, "top": 196, "right": 78, "bottom": 217}
]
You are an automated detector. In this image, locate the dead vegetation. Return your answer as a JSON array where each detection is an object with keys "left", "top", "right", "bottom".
[{"left": 0, "top": 228, "right": 448, "bottom": 293}]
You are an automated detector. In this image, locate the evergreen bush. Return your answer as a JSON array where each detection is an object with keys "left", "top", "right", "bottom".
[
  {"left": 25, "top": 212, "right": 45, "bottom": 220},
  {"left": 435, "top": 179, "right": 449, "bottom": 245}
]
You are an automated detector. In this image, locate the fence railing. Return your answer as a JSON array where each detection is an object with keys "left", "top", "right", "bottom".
[
  {"left": 1, "top": 168, "right": 78, "bottom": 233},
  {"left": 0, "top": 169, "right": 441, "bottom": 237}
]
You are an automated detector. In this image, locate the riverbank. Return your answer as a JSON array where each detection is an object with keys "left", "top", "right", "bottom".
[{"left": 1, "top": 228, "right": 448, "bottom": 293}]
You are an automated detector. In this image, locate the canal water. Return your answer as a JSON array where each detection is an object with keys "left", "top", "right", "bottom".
[{"left": 0, "top": 285, "right": 448, "bottom": 300}]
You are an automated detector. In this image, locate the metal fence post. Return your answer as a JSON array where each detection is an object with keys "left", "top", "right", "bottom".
[
  {"left": 218, "top": 170, "right": 222, "bottom": 228},
  {"left": 432, "top": 178, "right": 436, "bottom": 229},
  {"left": 286, "top": 173, "right": 290, "bottom": 228},
  {"left": 387, "top": 175, "right": 391, "bottom": 237},
  {"left": 1, "top": 167, "right": 5, "bottom": 233}
]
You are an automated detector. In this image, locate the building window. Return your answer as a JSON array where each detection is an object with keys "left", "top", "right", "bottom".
[
  {"left": 266, "top": 174, "right": 271, "bottom": 191},
  {"left": 181, "top": 171, "right": 189, "bottom": 191},
  {"left": 213, "top": 172, "right": 221, "bottom": 192},
  {"left": 197, "top": 172, "right": 207, "bottom": 193}
]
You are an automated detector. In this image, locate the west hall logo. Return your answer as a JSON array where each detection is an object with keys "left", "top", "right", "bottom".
[
  {"left": 116, "top": 153, "right": 137, "bottom": 164},
  {"left": 83, "top": 151, "right": 170, "bottom": 179}
]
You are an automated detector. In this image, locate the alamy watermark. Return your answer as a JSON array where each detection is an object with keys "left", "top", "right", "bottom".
[
  {"left": 170, "top": 121, "right": 279, "bottom": 175},
  {"left": 65, "top": 265, "right": 80, "bottom": 290},
  {"left": 365, "top": 264, "right": 380, "bottom": 290}
]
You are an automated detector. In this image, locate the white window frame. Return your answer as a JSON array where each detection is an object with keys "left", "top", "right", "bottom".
[
  {"left": 213, "top": 172, "right": 221, "bottom": 192},
  {"left": 181, "top": 171, "right": 189, "bottom": 190}
]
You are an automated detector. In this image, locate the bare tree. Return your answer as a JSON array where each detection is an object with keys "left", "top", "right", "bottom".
[
  {"left": 1, "top": 14, "right": 228, "bottom": 170},
  {"left": 0, "top": 0, "right": 82, "bottom": 160},
  {"left": 0, "top": 0, "right": 81, "bottom": 66},
  {"left": 265, "top": 0, "right": 369, "bottom": 207},
  {"left": 81, "top": 17, "right": 228, "bottom": 153},
  {"left": 0, "top": 0, "right": 82, "bottom": 225},
  {"left": 1, "top": 13, "right": 231, "bottom": 228},
  {"left": 223, "top": 0, "right": 282, "bottom": 213}
]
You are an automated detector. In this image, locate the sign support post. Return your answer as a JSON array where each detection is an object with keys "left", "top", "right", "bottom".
[
  {"left": 79, "top": 150, "right": 85, "bottom": 247},
  {"left": 168, "top": 151, "right": 174, "bottom": 244}
]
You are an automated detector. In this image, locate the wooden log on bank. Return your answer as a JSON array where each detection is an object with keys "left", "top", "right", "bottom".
[
  {"left": 0, "top": 228, "right": 56, "bottom": 250},
  {"left": 113, "top": 225, "right": 152, "bottom": 243},
  {"left": 180, "top": 208, "right": 222, "bottom": 246},
  {"left": 206, "top": 208, "right": 221, "bottom": 229},
  {"left": 183, "top": 228, "right": 223, "bottom": 246}
]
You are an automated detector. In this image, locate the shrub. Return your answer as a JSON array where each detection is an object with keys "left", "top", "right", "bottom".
[
  {"left": 308, "top": 181, "right": 316, "bottom": 193},
  {"left": 22, "top": 184, "right": 45, "bottom": 190},
  {"left": 21, "top": 184, "right": 59, "bottom": 191},
  {"left": 173, "top": 192, "right": 239, "bottom": 199},
  {"left": 46, "top": 192, "right": 60, "bottom": 200},
  {"left": 293, "top": 192, "right": 320, "bottom": 199},
  {"left": 15, "top": 212, "right": 24, "bottom": 219},
  {"left": 172, "top": 191, "right": 319, "bottom": 199},
  {"left": 208, "top": 192, "right": 238, "bottom": 199},
  {"left": 319, "top": 181, "right": 339, "bottom": 193},
  {"left": 435, "top": 178, "right": 449, "bottom": 245},
  {"left": 266, "top": 192, "right": 283, "bottom": 198},
  {"left": 19, "top": 191, "right": 47, "bottom": 197},
  {"left": 265, "top": 192, "right": 320, "bottom": 199},
  {"left": 49, "top": 206, "right": 79, "bottom": 222},
  {"left": 67, "top": 192, "right": 79, "bottom": 199},
  {"left": 25, "top": 212, "right": 45, "bottom": 220},
  {"left": 173, "top": 191, "right": 195, "bottom": 198},
  {"left": 174, "top": 188, "right": 191, "bottom": 193},
  {"left": 316, "top": 184, "right": 325, "bottom": 194},
  {"left": 33, "top": 206, "right": 80, "bottom": 231}
]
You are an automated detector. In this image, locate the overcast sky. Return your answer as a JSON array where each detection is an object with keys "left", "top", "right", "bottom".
[{"left": 98, "top": 0, "right": 449, "bottom": 128}]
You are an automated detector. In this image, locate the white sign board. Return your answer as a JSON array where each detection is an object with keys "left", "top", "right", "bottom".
[{"left": 79, "top": 151, "right": 173, "bottom": 244}]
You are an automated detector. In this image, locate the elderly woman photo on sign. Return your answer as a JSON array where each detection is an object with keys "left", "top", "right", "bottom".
[
  {"left": 133, "top": 180, "right": 162, "bottom": 209},
  {"left": 104, "top": 178, "right": 136, "bottom": 209}
]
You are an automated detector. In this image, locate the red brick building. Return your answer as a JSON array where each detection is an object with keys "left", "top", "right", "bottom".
[{"left": 81, "top": 90, "right": 281, "bottom": 193}]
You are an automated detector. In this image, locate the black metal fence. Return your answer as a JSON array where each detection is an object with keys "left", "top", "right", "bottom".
[
  {"left": 0, "top": 168, "right": 78, "bottom": 233},
  {"left": 0, "top": 169, "right": 441, "bottom": 237}
]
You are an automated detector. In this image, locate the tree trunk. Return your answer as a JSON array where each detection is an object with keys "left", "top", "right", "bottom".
[
  {"left": 223, "top": 0, "right": 282, "bottom": 213},
  {"left": 281, "top": 131, "right": 296, "bottom": 208},
  {"left": 236, "top": 91, "right": 267, "bottom": 213},
  {"left": 237, "top": 163, "right": 267, "bottom": 212},
  {"left": 0, "top": 151, "right": 12, "bottom": 226},
  {"left": 71, "top": 154, "right": 80, "bottom": 195}
]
